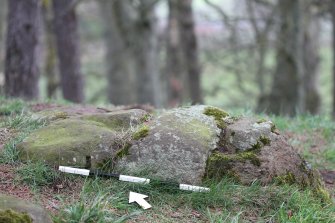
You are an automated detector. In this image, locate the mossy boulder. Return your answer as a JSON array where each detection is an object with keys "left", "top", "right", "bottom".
[
  {"left": 116, "top": 105, "right": 220, "bottom": 184},
  {"left": 18, "top": 105, "right": 326, "bottom": 196},
  {"left": 18, "top": 109, "right": 148, "bottom": 168},
  {"left": 205, "top": 116, "right": 329, "bottom": 201},
  {"left": 0, "top": 194, "right": 52, "bottom": 223}
]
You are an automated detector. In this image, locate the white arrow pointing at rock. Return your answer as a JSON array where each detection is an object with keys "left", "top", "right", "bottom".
[{"left": 129, "top": 191, "right": 152, "bottom": 210}]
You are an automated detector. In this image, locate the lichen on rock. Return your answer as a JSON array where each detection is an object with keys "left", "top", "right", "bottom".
[
  {"left": 0, "top": 209, "right": 32, "bottom": 223},
  {"left": 0, "top": 194, "right": 52, "bottom": 223},
  {"left": 115, "top": 105, "right": 220, "bottom": 184},
  {"left": 18, "top": 109, "right": 149, "bottom": 169}
]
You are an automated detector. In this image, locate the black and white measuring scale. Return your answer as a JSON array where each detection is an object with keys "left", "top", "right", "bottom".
[{"left": 59, "top": 166, "right": 210, "bottom": 193}]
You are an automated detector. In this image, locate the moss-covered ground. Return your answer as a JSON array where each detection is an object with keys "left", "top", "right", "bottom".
[{"left": 0, "top": 99, "right": 334, "bottom": 222}]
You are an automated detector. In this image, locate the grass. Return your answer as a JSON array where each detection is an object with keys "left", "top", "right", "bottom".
[
  {"left": 53, "top": 180, "right": 142, "bottom": 223},
  {"left": 16, "top": 161, "right": 59, "bottom": 188},
  {"left": 52, "top": 176, "right": 334, "bottom": 222},
  {"left": 0, "top": 96, "right": 26, "bottom": 115},
  {"left": 0, "top": 112, "right": 46, "bottom": 164},
  {"left": 268, "top": 114, "right": 335, "bottom": 170}
]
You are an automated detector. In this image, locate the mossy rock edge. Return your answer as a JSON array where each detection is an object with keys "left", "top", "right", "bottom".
[{"left": 0, "top": 194, "right": 52, "bottom": 223}]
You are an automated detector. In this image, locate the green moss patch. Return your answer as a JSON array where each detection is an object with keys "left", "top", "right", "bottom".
[
  {"left": 275, "top": 172, "right": 296, "bottom": 185},
  {"left": 132, "top": 125, "right": 149, "bottom": 140},
  {"left": 0, "top": 209, "right": 32, "bottom": 223},
  {"left": 140, "top": 113, "right": 152, "bottom": 123},
  {"left": 256, "top": 118, "right": 267, "bottom": 124},
  {"left": 205, "top": 151, "right": 261, "bottom": 180},
  {"left": 259, "top": 136, "right": 271, "bottom": 146},
  {"left": 203, "top": 107, "right": 229, "bottom": 129},
  {"left": 115, "top": 143, "right": 132, "bottom": 158}
]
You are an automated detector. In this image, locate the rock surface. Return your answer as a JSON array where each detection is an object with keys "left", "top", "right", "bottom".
[
  {"left": 116, "top": 105, "right": 220, "bottom": 184},
  {"left": 0, "top": 194, "right": 52, "bottom": 223},
  {"left": 17, "top": 105, "right": 326, "bottom": 192},
  {"left": 18, "top": 109, "right": 147, "bottom": 168},
  {"left": 206, "top": 117, "right": 321, "bottom": 187}
]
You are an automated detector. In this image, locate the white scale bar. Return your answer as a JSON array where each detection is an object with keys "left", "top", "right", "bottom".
[
  {"left": 119, "top": 175, "right": 150, "bottom": 184},
  {"left": 58, "top": 166, "right": 210, "bottom": 192},
  {"left": 59, "top": 166, "right": 90, "bottom": 176},
  {"left": 179, "top": 184, "right": 210, "bottom": 192}
]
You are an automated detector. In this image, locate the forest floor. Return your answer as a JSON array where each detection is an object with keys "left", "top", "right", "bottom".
[{"left": 0, "top": 98, "right": 334, "bottom": 222}]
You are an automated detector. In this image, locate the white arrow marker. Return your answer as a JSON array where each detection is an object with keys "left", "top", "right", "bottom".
[{"left": 129, "top": 191, "right": 152, "bottom": 210}]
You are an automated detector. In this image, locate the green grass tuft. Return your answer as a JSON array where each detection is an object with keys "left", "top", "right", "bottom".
[
  {"left": 0, "top": 98, "right": 26, "bottom": 116},
  {"left": 53, "top": 185, "right": 141, "bottom": 223},
  {"left": 0, "top": 114, "right": 46, "bottom": 164},
  {"left": 16, "top": 161, "right": 59, "bottom": 188}
]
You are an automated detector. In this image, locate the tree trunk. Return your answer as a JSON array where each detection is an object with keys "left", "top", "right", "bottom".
[
  {"left": 99, "top": 0, "right": 137, "bottom": 105},
  {"left": 262, "top": 0, "right": 304, "bottom": 116},
  {"left": 52, "top": 0, "right": 84, "bottom": 103},
  {"left": 0, "top": 0, "right": 6, "bottom": 67},
  {"left": 135, "top": 1, "right": 162, "bottom": 107},
  {"left": 166, "top": 0, "right": 202, "bottom": 106},
  {"left": 0, "top": 0, "right": 7, "bottom": 94},
  {"left": 179, "top": 0, "right": 202, "bottom": 104},
  {"left": 303, "top": 15, "right": 321, "bottom": 114},
  {"left": 99, "top": 0, "right": 161, "bottom": 106},
  {"left": 42, "top": 0, "right": 58, "bottom": 99},
  {"left": 332, "top": 0, "right": 335, "bottom": 119},
  {"left": 5, "top": 0, "right": 41, "bottom": 100},
  {"left": 166, "top": 0, "right": 187, "bottom": 106}
]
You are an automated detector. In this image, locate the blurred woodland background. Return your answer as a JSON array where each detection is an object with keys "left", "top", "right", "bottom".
[{"left": 0, "top": 0, "right": 335, "bottom": 117}]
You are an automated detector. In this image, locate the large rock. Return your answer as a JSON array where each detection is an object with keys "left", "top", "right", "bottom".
[
  {"left": 17, "top": 105, "right": 327, "bottom": 196},
  {"left": 0, "top": 194, "right": 52, "bottom": 223},
  {"left": 206, "top": 117, "right": 322, "bottom": 187},
  {"left": 18, "top": 109, "right": 148, "bottom": 168},
  {"left": 116, "top": 105, "right": 220, "bottom": 184}
]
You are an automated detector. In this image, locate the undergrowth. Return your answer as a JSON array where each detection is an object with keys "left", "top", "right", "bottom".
[
  {"left": 16, "top": 161, "right": 59, "bottom": 188},
  {"left": 0, "top": 113, "right": 46, "bottom": 164}
]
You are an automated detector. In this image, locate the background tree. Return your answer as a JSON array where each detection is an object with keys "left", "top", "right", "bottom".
[
  {"left": 0, "top": 0, "right": 7, "bottom": 94},
  {"left": 42, "top": 0, "right": 58, "bottom": 99},
  {"left": 5, "top": 0, "right": 41, "bottom": 100},
  {"left": 99, "top": 0, "right": 162, "bottom": 106},
  {"left": 303, "top": 12, "right": 321, "bottom": 114},
  {"left": 166, "top": 0, "right": 202, "bottom": 106},
  {"left": 53, "top": 0, "right": 84, "bottom": 103},
  {"left": 332, "top": 0, "right": 335, "bottom": 119},
  {"left": 258, "top": 0, "right": 321, "bottom": 115}
]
